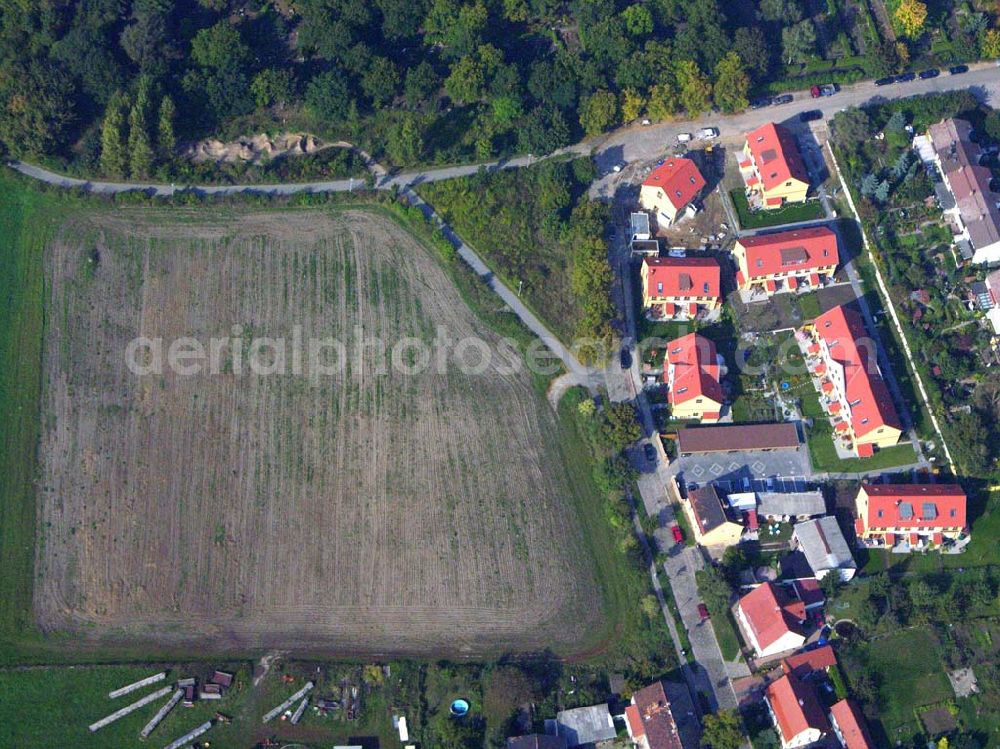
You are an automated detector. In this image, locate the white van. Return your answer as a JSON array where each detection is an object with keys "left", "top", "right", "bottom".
[{"left": 676, "top": 132, "right": 693, "bottom": 143}]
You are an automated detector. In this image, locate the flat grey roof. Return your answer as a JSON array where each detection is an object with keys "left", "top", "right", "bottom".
[
  {"left": 555, "top": 704, "right": 616, "bottom": 747},
  {"left": 793, "top": 516, "right": 855, "bottom": 574},
  {"left": 757, "top": 490, "right": 826, "bottom": 518}
]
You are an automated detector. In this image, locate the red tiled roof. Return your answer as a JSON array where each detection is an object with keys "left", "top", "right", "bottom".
[
  {"left": 782, "top": 644, "right": 837, "bottom": 678},
  {"left": 643, "top": 257, "right": 721, "bottom": 301},
  {"left": 766, "top": 673, "right": 830, "bottom": 742},
  {"left": 624, "top": 704, "right": 645, "bottom": 740},
  {"left": 885, "top": 532, "right": 895, "bottom": 546},
  {"left": 745, "top": 122, "right": 811, "bottom": 192},
  {"left": 631, "top": 681, "right": 685, "bottom": 749},
  {"left": 766, "top": 196, "right": 784, "bottom": 206},
  {"left": 857, "top": 442, "right": 874, "bottom": 458},
  {"left": 665, "top": 333, "right": 723, "bottom": 407},
  {"left": 828, "top": 401, "right": 842, "bottom": 414},
  {"left": 642, "top": 158, "right": 706, "bottom": 214},
  {"left": 933, "top": 532, "right": 943, "bottom": 545},
  {"left": 738, "top": 582, "right": 806, "bottom": 652},
  {"left": 813, "top": 305, "right": 901, "bottom": 440},
  {"left": 792, "top": 577, "right": 824, "bottom": 609},
  {"left": 830, "top": 699, "right": 876, "bottom": 749},
  {"left": 861, "top": 484, "right": 967, "bottom": 530},
  {"left": 737, "top": 227, "right": 839, "bottom": 281},
  {"left": 809, "top": 272, "right": 820, "bottom": 287},
  {"left": 746, "top": 509, "right": 759, "bottom": 531},
  {"left": 788, "top": 276, "right": 798, "bottom": 290},
  {"left": 677, "top": 423, "right": 800, "bottom": 453}
]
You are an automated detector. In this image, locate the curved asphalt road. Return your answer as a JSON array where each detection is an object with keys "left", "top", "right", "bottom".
[{"left": 10, "top": 62, "right": 1000, "bottom": 198}]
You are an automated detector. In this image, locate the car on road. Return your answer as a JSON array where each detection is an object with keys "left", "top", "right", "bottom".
[
  {"left": 771, "top": 94, "right": 793, "bottom": 105},
  {"left": 677, "top": 132, "right": 693, "bottom": 143},
  {"left": 620, "top": 347, "right": 631, "bottom": 369},
  {"left": 667, "top": 248, "right": 687, "bottom": 258},
  {"left": 895, "top": 72, "right": 916, "bottom": 82},
  {"left": 672, "top": 525, "right": 684, "bottom": 544},
  {"left": 918, "top": 68, "right": 939, "bottom": 79},
  {"left": 810, "top": 83, "right": 838, "bottom": 98},
  {"left": 611, "top": 161, "right": 626, "bottom": 173},
  {"left": 643, "top": 443, "right": 657, "bottom": 464},
  {"left": 641, "top": 118, "right": 652, "bottom": 125},
  {"left": 799, "top": 109, "right": 823, "bottom": 122},
  {"left": 697, "top": 603, "right": 710, "bottom": 622},
  {"left": 750, "top": 97, "right": 771, "bottom": 109},
  {"left": 697, "top": 127, "right": 719, "bottom": 139},
  {"left": 874, "top": 76, "right": 895, "bottom": 86},
  {"left": 948, "top": 65, "right": 968, "bottom": 75}
]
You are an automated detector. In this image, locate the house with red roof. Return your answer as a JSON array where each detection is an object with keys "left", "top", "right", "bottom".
[
  {"left": 639, "top": 158, "right": 707, "bottom": 227},
  {"left": 781, "top": 645, "right": 836, "bottom": 680},
  {"left": 624, "top": 680, "right": 692, "bottom": 749},
  {"left": 739, "top": 123, "right": 811, "bottom": 209},
  {"left": 854, "top": 483, "right": 967, "bottom": 550},
  {"left": 733, "top": 227, "right": 839, "bottom": 297},
  {"left": 806, "top": 305, "right": 902, "bottom": 456},
  {"left": 640, "top": 257, "right": 721, "bottom": 320},
  {"left": 735, "top": 581, "right": 807, "bottom": 659},
  {"left": 829, "top": 699, "right": 876, "bottom": 749},
  {"left": 664, "top": 333, "right": 724, "bottom": 423},
  {"left": 765, "top": 672, "right": 830, "bottom": 749}
]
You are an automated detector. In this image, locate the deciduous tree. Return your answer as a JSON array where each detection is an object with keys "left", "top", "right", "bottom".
[
  {"left": 713, "top": 51, "right": 749, "bottom": 114},
  {"left": 894, "top": 0, "right": 927, "bottom": 38},
  {"left": 578, "top": 90, "right": 619, "bottom": 136},
  {"left": 156, "top": 95, "right": 176, "bottom": 159},
  {"left": 675, "top": 60, "right": 712, "bottom": 117},
  {"left": 621, "top": 88, "right": 645, "bottom": 121},
  {"left": 701, "top": 710, "right": 744, "bottom": 749},
  {"left": 782, "top": 19, "right": 816, "bottom": 63},
  {"left": 621, "top": 4, "right": 653, "bottom": 37}
]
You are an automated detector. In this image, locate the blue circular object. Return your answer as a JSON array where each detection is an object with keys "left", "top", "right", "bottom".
[{"left": 450, "top": 699, "right": 470, "bottom": 717}]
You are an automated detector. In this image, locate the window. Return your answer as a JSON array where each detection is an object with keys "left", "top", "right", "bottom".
[
  {"left": 678, "top": 386, "right": 688, "bottom": 394},
  {"left": 860, "top": 417, "right": 869, "bottom": 424},
  {"left": 949, "top": 509, "right": 957, "bottom": 518},
  {"left": 703, "top": 282, "right": 710, "bottom": 294},
  {"left": 657, "top": 282, "right": 663, "bottom": 294},
  {"left": 877, "top": 509, "right": 884, "bottom": 518},
  {"left": 756, "top": 258, "right": 764, "bottom": 267},
  {"left": 822, "top": 249, "right": 828, "bottom": 257},
  {"left": 785, "top": 181, "right": 792, "bottom": 186}
]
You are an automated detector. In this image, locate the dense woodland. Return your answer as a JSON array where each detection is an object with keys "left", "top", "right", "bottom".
[{"left": 1, "top": 0, "right": 998, "bottom": 177}]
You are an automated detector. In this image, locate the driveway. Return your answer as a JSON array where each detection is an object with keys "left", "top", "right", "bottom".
[{"left": 663, "top": 547, "right": 739, "bottom": 711}]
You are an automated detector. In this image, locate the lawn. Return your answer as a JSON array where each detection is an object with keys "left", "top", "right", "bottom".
[
  {"left": 729, "top": 189, "right": 826, "bottom": 230},
  {"left": 843, "top": 628, "right": 953, "bottom": 743},
  {"left": 797, "top": 291, "right": 822, "bottom": 320},
  {"left": 712, "top": 611, "right": 745, "bottom": 662},
  {"left": 800, "top": 388, "right": 919, "bottom": 473},
  {"left": 0, "top": 177, "right": 58, "bottom": 652}
]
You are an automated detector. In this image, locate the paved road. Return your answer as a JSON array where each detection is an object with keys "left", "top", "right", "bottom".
[
  {"left": 590, "top": 62, "right": 1000, "bottom": 197},
  {"left": 10, "top": 63, "right": 1000, "bottom": 200}
]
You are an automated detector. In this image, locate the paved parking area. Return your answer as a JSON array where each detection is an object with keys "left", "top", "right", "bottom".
[{"left": 672, "top": 448, "right": 813, "bottom": 491}]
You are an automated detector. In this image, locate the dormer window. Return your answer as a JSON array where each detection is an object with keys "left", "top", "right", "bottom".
[{"left": 657, "top": 282, "right": 664, "bottom": 293}]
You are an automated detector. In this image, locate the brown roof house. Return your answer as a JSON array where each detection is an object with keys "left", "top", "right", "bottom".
[
  {"left": 624, "top": 682, "right": 684, "bottom": 749},
  {"left": 928, "top": 118, "right": 1000, "bottom": 264}
]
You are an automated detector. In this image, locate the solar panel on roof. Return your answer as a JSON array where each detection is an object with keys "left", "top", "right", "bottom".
[
  {"left": 921, "top": 502, "right": 937, "bottom": 520},
  {"left": 899, "top": 502, "right": 914, "bottom": 520}
]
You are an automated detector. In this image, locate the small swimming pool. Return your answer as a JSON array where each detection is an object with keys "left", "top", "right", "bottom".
[{"left": 450, "top": 699, "right": 470, "bottom": 717}]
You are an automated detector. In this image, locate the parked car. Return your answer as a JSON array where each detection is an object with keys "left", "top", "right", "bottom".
[
  {"left": 620, "top": 347, "right": 631, "bottom": 370},
  {"left": 672, "top": 525, "right": 684, "bottom": 544},
  {"left": 750, "top": 97, "right": 771, "bottom": 109},
  {"left": 948, "top": 65, "right": 969, "bottom": 75},
  {"left": 697, "top": 127, "right": 719, "bottom": 139},
  {"left": 641, "top": 118, "right": 652, "bottom": 126},
  {"left": 643, "top": 443, "right": 657, "bottom": 464},
  {"left": 697, "top": 603, "right": 710, "bottom": 622},
  {"left": 874, "top": 76, "right": 895, "bottom": 86},
  {"left": 677, "top": 132, "right": 693, "bottom": 143},
  {"left": 667, "top": 249, "right": 687, "bottom": 258},
  {"left": 895, "top": 72, "right": 916, "bottom": 82},
  {"left": 918, "top": 68, "right": 940, "bottom": 79},
  {"left": 771, "top": 94, "right": 793, "bottom": 105},
  {"left": 810, "top": 83, "right": 838, "bottom": 98},
  {"left": 799, "top": 109, "right": 823, "bottom": 122}
]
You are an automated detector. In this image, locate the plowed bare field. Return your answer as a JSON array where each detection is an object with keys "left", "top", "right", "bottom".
[{"left": 34, "top": 208, "right": 603, "bottom": 656}]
